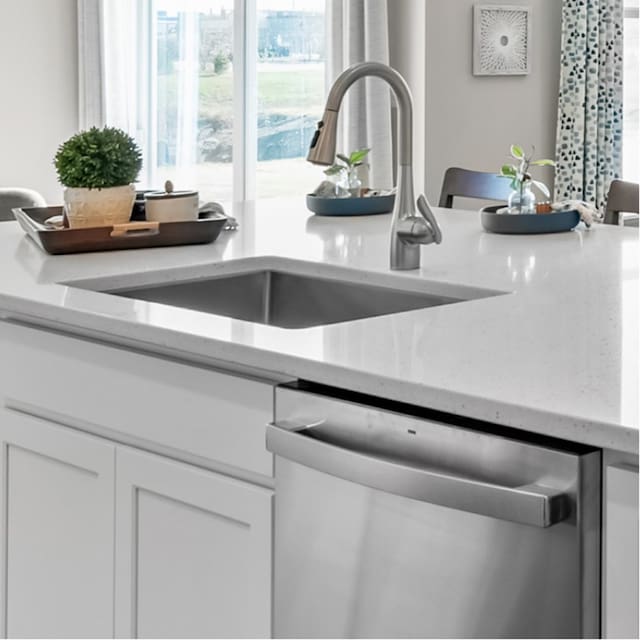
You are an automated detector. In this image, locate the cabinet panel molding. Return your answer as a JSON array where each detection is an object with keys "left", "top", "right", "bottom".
[
  {"left": 0, "top": 409, "right": 115, "bottom": 638},
  {"left": 115, "top": 446, "right": 273, "bottom": 639}
]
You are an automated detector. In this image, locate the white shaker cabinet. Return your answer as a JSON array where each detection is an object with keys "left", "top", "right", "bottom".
[
  {"left": 0, "top": 320, "right": 276, "bottom": 639},
  {"left": 0, "top": 409, "right": 273, "bottom": 640},
  {"left": 114, "top": 447, "right": 273, "bottom": 639},
  {"left": 0, "top": 409, "right": 115, "bottom": 639}
]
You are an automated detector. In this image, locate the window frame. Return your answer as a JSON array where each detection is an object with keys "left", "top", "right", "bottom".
[{"left": 233, "top": 0, "right": 257, "bottom": 202}]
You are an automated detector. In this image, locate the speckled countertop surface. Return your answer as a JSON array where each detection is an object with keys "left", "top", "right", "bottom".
[{"left": 0, "top": 199, "right": 637, "bottom": 453}]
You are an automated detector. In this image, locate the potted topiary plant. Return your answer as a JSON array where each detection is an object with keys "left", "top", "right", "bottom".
[{"left": 54, "top": 126, "right": 143, "bottom": 228}]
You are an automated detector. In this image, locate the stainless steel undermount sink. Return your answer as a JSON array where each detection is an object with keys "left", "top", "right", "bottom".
[{"left": 103, "top": 264, "right": 502, "bottom": 329}]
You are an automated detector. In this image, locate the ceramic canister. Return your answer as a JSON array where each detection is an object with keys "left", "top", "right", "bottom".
[{"left": 144, "top": 186, "right": 199, "bottom": 222}]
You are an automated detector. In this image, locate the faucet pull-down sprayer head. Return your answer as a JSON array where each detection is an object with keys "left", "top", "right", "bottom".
[{"left": 307, "top": 110, "right": 340, "bottom": 167}]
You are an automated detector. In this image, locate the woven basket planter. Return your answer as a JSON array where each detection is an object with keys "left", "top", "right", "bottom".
[{"left": 63, "top": 184, "right": 135, "bottom": 228}]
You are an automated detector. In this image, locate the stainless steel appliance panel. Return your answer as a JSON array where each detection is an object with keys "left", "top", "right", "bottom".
[{"left": 270, "top": 385, "right": 600, "bottom": 639}]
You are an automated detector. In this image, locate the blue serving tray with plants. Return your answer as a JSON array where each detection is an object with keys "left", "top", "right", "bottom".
[
  {"left": 306, "top": 193, "right": 395, "bottom": 216},
  {"left": 480, "top": 205, "right": 581, "bottom": 234},
  {"left": 307, "top": 147, "right": 395, "bottom": 216}
]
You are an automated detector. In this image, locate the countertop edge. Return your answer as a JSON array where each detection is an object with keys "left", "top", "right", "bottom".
[{"left": 2, "top": 296, "right": 637, "bottom": 456}]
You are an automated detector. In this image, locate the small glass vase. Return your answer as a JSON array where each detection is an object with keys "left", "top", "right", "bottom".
[
  {"left": 340, "top": 170, "right": 362, "bottom": 197},
  {"left": 508, "top": 183, "right": 536, "bottom": 214}
]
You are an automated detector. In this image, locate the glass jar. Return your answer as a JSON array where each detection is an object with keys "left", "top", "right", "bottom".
[
  {"left": 508, "top": 183, "right": 536, "bottom": 214},
  {"left": 337, "top": 167, "right": 364, "bottom": 197},
  {"left": 355, "top": 163, "right": 370, "bottom": 190},
  {"left": 346, "top": 170, "right": 362, "bottom": 197},
  {"left": 328, "top": 171, "right": 350, "bottom": 198}
]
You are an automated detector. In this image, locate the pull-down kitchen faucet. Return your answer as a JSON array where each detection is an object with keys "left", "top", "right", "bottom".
[{"left": 307, "top": 61, "right": 442, "bottom": 270}]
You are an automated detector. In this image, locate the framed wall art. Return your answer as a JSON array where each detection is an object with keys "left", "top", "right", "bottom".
[{"left": 473, "top": 5, "right": 531, "bottom": 76}]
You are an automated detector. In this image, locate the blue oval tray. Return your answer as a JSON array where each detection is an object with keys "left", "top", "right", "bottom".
[
  {"left": 306, "top": 194, "right": 395, "bottom": 216},
  {"left": 480, "top": 205, "right": 581, "bottom": 234}
]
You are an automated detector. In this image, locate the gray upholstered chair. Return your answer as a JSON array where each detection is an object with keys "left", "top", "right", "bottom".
[
  {"left": 438, "top": 167, "right": 513, "bottom": 209},
  {"left": 0, "top": 187, "right": 47, "bottom": 221},
  {"left": 604, "top": 180, "right": 639, "bottom": 227}
]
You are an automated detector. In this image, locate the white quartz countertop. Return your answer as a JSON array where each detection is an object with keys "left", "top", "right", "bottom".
[{"left": 0, "top": 199, "right": 638, "bottom": 453}]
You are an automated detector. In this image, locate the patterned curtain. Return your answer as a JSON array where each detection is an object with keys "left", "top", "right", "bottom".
[{"left": 555, "top": 0, "right": 623, "bottom": 210}]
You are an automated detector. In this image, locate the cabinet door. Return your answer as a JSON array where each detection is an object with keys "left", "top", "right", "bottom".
[
  {"left": 115, "top": 447, "right": 273, "bottom": 639},
  {"left": 0, "top": 409, "right": 115, "bottom": 639},
  {"left": 604, "top": 463, "right": 639, "bottom": 639}
]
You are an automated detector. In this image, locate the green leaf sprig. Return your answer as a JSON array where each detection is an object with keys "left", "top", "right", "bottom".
[
  {"left": 323, "top": 148, "right": 371, "bottom": 178},
  {"left": 499, "top": 144, "right": 555, "bottom": 198},
  {"left": 54, "top": 126, "right": 143, "bottom": 189}
]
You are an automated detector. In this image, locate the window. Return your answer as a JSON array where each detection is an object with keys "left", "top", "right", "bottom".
[
  {"left": 623, "top": 0, "right": 639, "bottom": 181},
  {"left": 140, "top": 0, "right": 326, "bottom": 203},
  {"left": 256, "top": 2, "right": 325, "bottom": 199}
]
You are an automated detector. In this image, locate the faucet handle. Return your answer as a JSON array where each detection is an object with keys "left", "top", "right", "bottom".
[{"left": 417, "top": 195, "right": 442, "bottom": 245}]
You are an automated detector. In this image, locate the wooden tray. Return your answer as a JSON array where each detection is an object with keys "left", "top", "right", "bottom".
[{"left": 12, "top": 206, "right": 227, "bottom": 255}]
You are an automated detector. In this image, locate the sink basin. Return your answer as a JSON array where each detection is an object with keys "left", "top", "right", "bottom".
[{"left": 106, "top": 266, "right": 500, "bottom": 329}]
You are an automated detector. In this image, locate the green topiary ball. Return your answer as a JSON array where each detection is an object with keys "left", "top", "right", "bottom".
[{"left": 54, "top": 126, "right": 143, "bottom": 189}]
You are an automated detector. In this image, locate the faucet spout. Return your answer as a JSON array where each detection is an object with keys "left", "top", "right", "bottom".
[{"left": 307, "top": 62, "right": 441, "bottom": 270}]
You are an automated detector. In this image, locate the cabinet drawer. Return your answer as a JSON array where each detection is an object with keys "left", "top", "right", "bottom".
[{"left": 0, "top": 321, "right": 275, "bottom": 478}]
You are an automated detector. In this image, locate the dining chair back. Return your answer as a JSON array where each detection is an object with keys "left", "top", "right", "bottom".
[
  {"left": 0, "top": 187, "right": 47, "bottom": 221},
  {"left": 438, "top": 167, "right": 513, "bottom": 208},
  {"left": 604, "top": 180, "right": 639, "bottom": 226}
]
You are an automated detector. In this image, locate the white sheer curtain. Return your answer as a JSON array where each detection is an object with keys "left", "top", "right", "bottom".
[
  {"left": 102, "top": 0, "right": 139, "bottom": 137},
  {"left": 77, "top": 0, "right": 104, "bottom": 129},
  {"left": 78, "top": 0, "right": 152, "bottom": 184},
  {"left": 327, "top": 0, "right": 393, "bottom": 189},
  {"left": 77, "top": 0, "right": 213, "bottom": 190},
  {"left": 77, "top": 0, "right": 139, "bottom": 134}
]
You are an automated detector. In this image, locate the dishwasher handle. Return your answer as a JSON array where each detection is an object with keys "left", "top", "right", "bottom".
[{"left": 266, "top": 421, "right": 570, "bottom": 528}]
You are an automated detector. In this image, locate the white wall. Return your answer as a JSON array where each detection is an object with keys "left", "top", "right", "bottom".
[
  {"left": 425, "top": 0, "right": 562, "bottom": 204},
  {"left": 0, "top": 0, "right": 79, "bottom": 204}
]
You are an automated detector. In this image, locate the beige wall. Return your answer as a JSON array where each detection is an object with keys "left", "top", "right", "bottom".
[
  {"left": 424, "top": 0, "right": 562, "bottom": 204},
  {"left": 0, "top": 0, "right": 79, "bottom": 204}
]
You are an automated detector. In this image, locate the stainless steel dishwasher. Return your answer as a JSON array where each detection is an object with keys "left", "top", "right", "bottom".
[{"left": 267, "top": 383, "right": 601, "bottom": 639}]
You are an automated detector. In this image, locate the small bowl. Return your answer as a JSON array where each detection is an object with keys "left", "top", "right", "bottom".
[{"left": 306, "top": 193, "right": 395, "bottom": 217}]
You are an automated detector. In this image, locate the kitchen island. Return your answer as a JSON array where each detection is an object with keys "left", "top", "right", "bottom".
[
  {"left": 0, "top": 199, "right": 637, "bottom": 638},
  {"left": 0, "top": 199, "right": 637, "bottom": 450}
]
